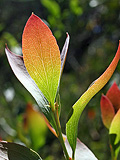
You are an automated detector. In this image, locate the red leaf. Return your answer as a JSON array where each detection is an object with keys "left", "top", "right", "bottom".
[
  {"left": 106, "top": 82, "right": 120, "bottom": 111},
  {"left": 100, "top": 94, "right": 115, "bottom": 129}
]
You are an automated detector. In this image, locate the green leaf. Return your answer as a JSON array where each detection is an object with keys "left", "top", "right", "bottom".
[
  {"left": 66, "top": 43, "right": 120, "bottom": 152},
  {"left": 22, "top": 14, "right": 61, "bottom": 107},
  {"left": 5, "top": 32, "right": 69, "bottom": 132},
  {"left": 109, "top": 109, "right": 120, "bottom": 158},
  {"left": 0, "top": 141, "right": 42, "bottom": 160}
]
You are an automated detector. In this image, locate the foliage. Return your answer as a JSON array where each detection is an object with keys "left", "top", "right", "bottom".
[
  {"left": 101, "top": 82, "right": 120, "bottom": 159},
  {"left": 0, "top": 13, "right": 120, "bottom": 160},
  {"left": 1, "top": 0, "right": 120, "bottom": 160}
]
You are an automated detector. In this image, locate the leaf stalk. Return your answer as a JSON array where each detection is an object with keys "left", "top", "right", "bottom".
[{"left": 52, "top": 104, "right": 70, "bottom": 160}]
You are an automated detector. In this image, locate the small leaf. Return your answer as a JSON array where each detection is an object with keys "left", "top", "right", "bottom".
[
  {"left": 0, "top": 141, "right": 42, "bottom": 160},
  {"left": 64, "top": 137, "right": 98, "bottom": 160},
  {"left": 109, "top": 109, "right": 120, "bottom": 158},
  {"left": 22, "top": 14, "right": 61, "bottom": 106},
  {"left": 106, "top": 82, "right": 120, "bottom": 111},
  {"left": 100, "top": 94, "right": 115, "bottom": 129},
  {"left": 60, "top": 33, "right": 70, "bottom": 76},
  {"left": 66, "top": 42, "right": 120, "bottom": 152},
  {"left": 56, "top": 33, "right": 70, "bottom": 116}
]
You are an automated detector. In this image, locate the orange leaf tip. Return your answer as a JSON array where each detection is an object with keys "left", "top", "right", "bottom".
[{"left": 22, "top": 14, "right": 61, "bottom": 106}]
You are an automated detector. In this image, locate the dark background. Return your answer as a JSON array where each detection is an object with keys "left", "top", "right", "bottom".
[{"left": 0, "top": 0, "right": 120, "bottom": 159}]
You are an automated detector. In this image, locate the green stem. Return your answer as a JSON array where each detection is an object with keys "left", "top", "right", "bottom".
[
  {"left": 110, "top": 146, "right": 117, "bottom": 160},
  {"left": 111, "top": 155, "right": 117, "bottom": 160},
  {"left": 111, "top": 153, "right": 117, "bottom": 160},
  {"left": 72, "top": 151, "right": 75, "bottom": 160},
  {"left": 52, "top": 108, "right": 70, "bottom": 160}
]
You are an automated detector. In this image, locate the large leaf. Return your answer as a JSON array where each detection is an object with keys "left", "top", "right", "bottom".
[
  {"left": 22, "top": 13, "right": 61, "bottom": 107},
  {"left": 65, "top": 138, "right": 98, "bottom": 160},
  {"left": 0, "top": 141, "right": 42, "bottom": 160},
  {"left": 109, "top": 109, "right": 120, "bottom": 159},
  {"left": 5, "top": 33, "right": 69, "bottom": 130},
  {"left": 66, "top": 42, "right": 120, "bottom": 152}
]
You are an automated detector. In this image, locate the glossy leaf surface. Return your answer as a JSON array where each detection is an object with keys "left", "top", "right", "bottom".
[
  {"left": 106, "top": 82, "right": 120, "bottom": 111},
  {"left": 66, "top": 42, "right": 120, "bottom": 152},
  {"left": 5, "top": 46, "right": 53, "bottom": 122},
  {"left": 65, "top": 138, "right": 98, "bottom": 160},
  {"left": 5, "top": 32, "right": 69, "bottom": 128},
  {"left": 0, "top": 141, "right": 42, "bottom": 160},
  {"left": 100, "top": 94, "right": 115, "bottom": 129},
  {"left": 22, "top": 14, "right": 61, "bottom": 106}
]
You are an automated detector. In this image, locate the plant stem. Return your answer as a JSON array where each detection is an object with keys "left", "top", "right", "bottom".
[
  {"left": 72, "top": 150, "right": 75, "bottom": 160},
  {"left": 52, "top": 108, "right": 70, "bottom": 160},
  {"left": 110, "top": 146, "right": 117, "bottom": 160},
  {"left": 111, "top": 153, "right": 117, "bottom": 160},
  {"left": 111, "top": 155, "right": 117, "bottom": 160}
]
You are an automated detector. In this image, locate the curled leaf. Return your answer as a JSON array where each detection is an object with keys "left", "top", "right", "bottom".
[
  {"left": 66, "top": 42, "right": 120, "bottom": 152},
  {"left": 5, "top": 46, "right": 52, "bottom": 121},
  {"left": 60, "top": 33, "right": 70, "bottom": 76}
]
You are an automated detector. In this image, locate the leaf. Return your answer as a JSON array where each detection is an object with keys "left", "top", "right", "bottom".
[
  {"left": 100, "top": 94, "right": 115, "bottom": 129},
  {"left": 43, "top": 120, "right": 98, "bottom": 160},
  {"left": 64, "top": 137, "right": 98, "bottom": 160},
  {"left": 25, "top": 103, "right": 48, "bottom": 150},
  {"left": 109, "top": 109, "right": 120, "bottom": 158},
  {"left": 60, "top": 33, "right": 70, "bottom": 76},
  {"left": 56, "top": 33, "right": 70, "bottom": 116},
  {"left": 0, "top": 141, "right": 42, "bottom": 160},
  {"left": 5, "top": 31, "right": 69, "bottom": 131},
  {"left": 5, "top": 46, "right": 52, "bottom": 122},
  {"left": 106, "top": 82, "right": 120, "bottom": 111},
  {"left": 66, "top": 42, "right": 120, "bottom": 152},
  {"left": 22, "top": 13, "right": 61, "bottom": 107}
]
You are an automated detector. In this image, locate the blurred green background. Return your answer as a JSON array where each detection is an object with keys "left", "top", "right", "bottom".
[{"left": 0, "top": 0, "right": 120, "bottom": 159}]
